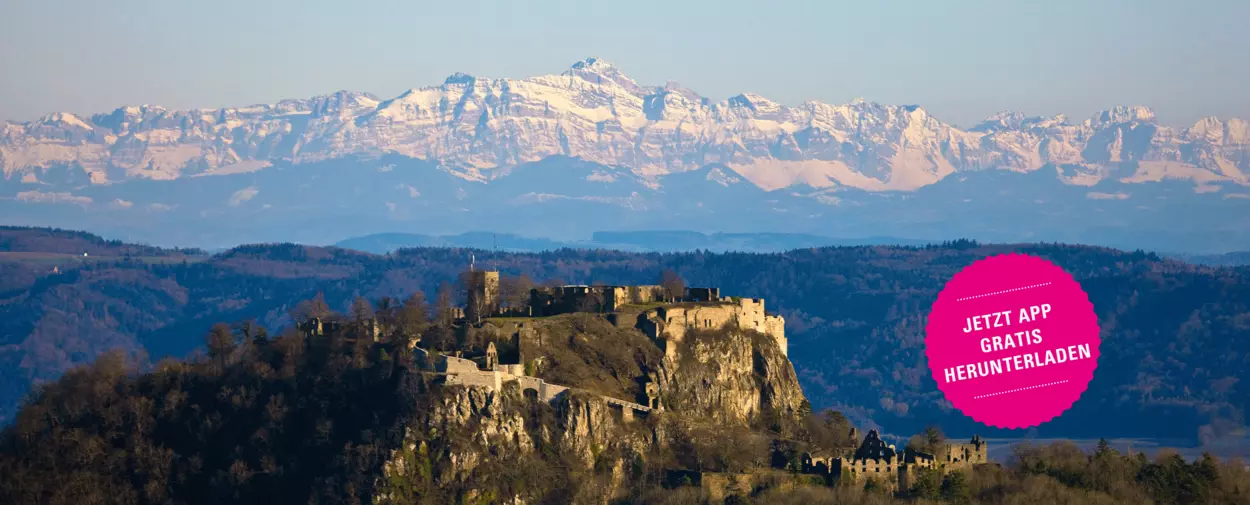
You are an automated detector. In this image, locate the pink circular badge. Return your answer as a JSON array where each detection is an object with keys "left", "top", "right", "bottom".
[{"left": 925, "top": 253, "right": 1101, "bottom": 429}]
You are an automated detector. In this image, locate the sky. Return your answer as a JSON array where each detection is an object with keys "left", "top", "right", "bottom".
[{"left": 2, "top": 0, "right": 1248, "bottom": 128}]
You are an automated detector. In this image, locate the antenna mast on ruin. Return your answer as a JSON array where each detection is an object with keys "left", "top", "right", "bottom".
[{"left": 492, "top": 233, "right": 498, "bottom": 272}]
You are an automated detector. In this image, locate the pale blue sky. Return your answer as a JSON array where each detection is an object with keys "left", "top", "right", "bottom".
[{"left": 2, "top": 0, "right": 1247, "bottom": 128}]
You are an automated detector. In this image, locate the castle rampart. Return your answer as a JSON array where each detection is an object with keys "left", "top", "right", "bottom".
[
  {"left": 530, "top": 284, "right": 665, "bottom": 315},
  {"left": 641, "top": 297, "right": 787, "bottom": 357},
  {"left": 523, "top": 284, "right": 786, "bottom": 356},
  {"left": 430, "top": 352, "right": 649, "bottom": 417}
]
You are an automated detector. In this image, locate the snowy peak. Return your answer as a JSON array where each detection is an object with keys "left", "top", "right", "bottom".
[
  {"left": 1188, "top": 116, "right": 1250, "bottom": 145},
  {"left": 1090, "top": 105, "right": 1156, "bottom": 126},
  {"left": 569, "top": 56, "right": 615, "bottom": 72},
  {"left": 302, "top": 90, "right": 380, "bottom": 117},
  {"left": 726, "top": 93, "right": 783, "bottom": 116},
  {"left": 36, "top": 112, "right": 92, "bottom": 129},
  {"left": 563, "top": 57, "right": 644, "bottom": 94},
  {"left": 971, "top": 111, "right": 1030, "bottom": 132},
  {"left": 444, "top": 72, "right": 476, "bottom": 85}
]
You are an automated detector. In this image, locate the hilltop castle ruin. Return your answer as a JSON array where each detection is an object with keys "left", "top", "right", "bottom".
[
  {"left": 506, "top": 281, "right": 787, "bottom": 356},
  {"left": 292, "top": 267, "right": 988, "bottom": 495},
  {"left": 416, "top": 272, "right": 790, "bottom": 421},
  {"left": 802, "top": 429, "right": 988, "bottom": 491}
]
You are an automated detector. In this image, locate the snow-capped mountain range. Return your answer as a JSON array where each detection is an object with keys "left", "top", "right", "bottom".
[
  {"left": 2, "top": 58, "right": 1249, "bottom": 253},
  {"left": 4, "top": 57, "right": 1248, "bottom": 192}
]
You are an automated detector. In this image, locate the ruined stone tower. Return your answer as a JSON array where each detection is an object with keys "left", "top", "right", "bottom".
[
  {"left": 466, "top": 270, "right": 500, "bottom": 320},
  {"left": 485, "top": 341, "right": 499, "bottom": 371}
]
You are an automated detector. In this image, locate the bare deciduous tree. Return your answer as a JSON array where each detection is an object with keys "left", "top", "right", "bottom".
[
  {"left": 500, "top": 274, "right": 535, "bottom": 315},
  {"left": 434, "top": 281, "right": 456, "bottom": 326},
  {"left": 398, "top": 291, "right": 430, "bottom": 341},
  {"left": 206, "top": 323, "right": 236, "bottom": 368},
  {"left": 349, "top": 296, "right": 375, "bottom": 322},
  {"left": 374, "top": 296, "right": 397, "bottom": 327},
  {"left": 579, "top": 288, "right": 605, "bottom": 313},
  {"left": 290, "top": 293, "right": 331, "bottom": 323},
  {"left": 906, "top": 425, "right": 945, "bottom": 455},
  {"left": 661, "top": 269, "right": 685, "bottom": 302},
  {"left": 459, "top": 270, "right": 491, "bottom": 324}
]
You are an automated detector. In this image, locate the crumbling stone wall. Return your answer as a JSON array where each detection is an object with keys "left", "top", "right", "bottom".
[
  {"left": 437, "top": 355, "right": 480, "bottom": 375},
  {"left": 642, "top": 299, "right": 787, "bottom": 357},
  {"left": 828, "top": 432, "right": 987, "bottom": 491},
  {"left": 939, "top": 435, "right": 988, "bottom": 469},
  {"left": 433, "top": 354, "right": 645, "bottom": 417},
  {"left": 530, "top": 284, "right": 664, "bottom": 315}
]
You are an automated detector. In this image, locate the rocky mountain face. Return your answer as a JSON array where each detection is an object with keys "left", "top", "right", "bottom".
[{"left": 3, "top": 58, "right": 1248, "bottom": 192}]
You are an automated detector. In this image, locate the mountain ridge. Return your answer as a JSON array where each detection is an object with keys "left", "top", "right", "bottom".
[
  {"left": 332, "top": 230, "right": 935, "bottom": 254},
  {"left": 4, "top": 57, "right": 1249, "bottom": 193}
]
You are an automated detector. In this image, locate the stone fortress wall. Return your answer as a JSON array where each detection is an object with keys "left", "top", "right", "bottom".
[
  {"left": 418, "top": 343, "right": 654, "bottom": 420},
  {"left": 810, "top": 430, "right": 988, "bottom": 492},
  {"left": 640, "top": 297, "right": 787, "bottom": 357},
  {"left": 449, "top": 276, "right": 789, "bottom": 426},
  {"left": 935, "top": 436, "right": 988, "bottom": 468},
  {"left": 529, "top": 284, "right": 665, "bottom": 315},
  {"left": 524, "top": 282, "right": 787, "bottom": 357}
]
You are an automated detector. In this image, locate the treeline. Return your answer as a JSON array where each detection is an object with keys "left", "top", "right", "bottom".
[
  {"left": 0, "top": 226, "right": 204, "bottom": 256},
  {"left": 3, "top": 240, "right": 1248, "bottom": 440},
  {"left": 644, "top": 443, "right": 1250, "bottom": 505},
  {"left": 0, "top": 315, "right": 417, "bottom": 504}
]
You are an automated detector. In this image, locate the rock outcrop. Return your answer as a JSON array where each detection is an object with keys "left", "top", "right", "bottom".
[
  {"left": 658, "top": 329, "right": 807, "bottom": 434},
  {"left": 377, "top": 315, "right": 809, "bottom": 504},
  {"left": 378, "top": 381, "right": 658, "bottom": 504}
]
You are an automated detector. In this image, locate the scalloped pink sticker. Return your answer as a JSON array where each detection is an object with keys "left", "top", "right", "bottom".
[{"left": 925, "top": 253, "right": 1101, "bottom": 429}]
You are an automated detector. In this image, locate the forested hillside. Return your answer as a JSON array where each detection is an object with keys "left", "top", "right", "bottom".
[
  {"left": 0, "top": 226, "right": 205, "bottom": 257},
  {"left": 0, "top": 228, "right": 1247, "bottom": 444},
  {"left": 2, "top": 311, "right": 1247, "bottom": 505}
]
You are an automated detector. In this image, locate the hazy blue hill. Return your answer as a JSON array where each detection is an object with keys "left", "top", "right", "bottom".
[
  {"left": 588, "top": 230, "right": 933, "bottom": 252},
  {"left": 1176, "top": 251, "right": 1250, "bottom": 266},
  {"left": 335, "top": 232, "right": 570, "bottom": 254},
  {"left": 0, "top": 226, "right": 204, "bottom": 256},
  {"left": 5, "top": 156, "right": 1250, "bottom": 253},
  {"left": 335, "top": 230, "right": 931, "bottom": 254}
]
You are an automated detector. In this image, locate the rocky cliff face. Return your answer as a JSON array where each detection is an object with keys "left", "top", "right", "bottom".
[
  {"left": 377, "top": 381, "right": 658, "bottom": 504},
  {"left": 4, "top": 58, "right": 1248, "bottom": 192},
  {"left": 510, "top": 314, "right": 807, "bottom": 431},
  {"left": 658, "top": 330, "right": 807, "bottom": 434}
]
